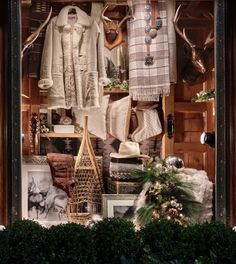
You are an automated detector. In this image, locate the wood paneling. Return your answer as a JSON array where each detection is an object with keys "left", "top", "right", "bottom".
[{"left": 162, "top": 1, "right": 215, "bottom": 185}]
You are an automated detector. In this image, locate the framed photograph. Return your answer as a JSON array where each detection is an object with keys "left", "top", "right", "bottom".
[
  {"left": 22, "top": 164, "right": 68, "bottom": 227},
  {"left": 102, "top": 194, "right": 138, "bottom": 221}
]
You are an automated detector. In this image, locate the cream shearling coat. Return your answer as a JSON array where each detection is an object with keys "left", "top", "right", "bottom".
[{"left": 38, "top": 5, "right": 107, "bottom": 109}]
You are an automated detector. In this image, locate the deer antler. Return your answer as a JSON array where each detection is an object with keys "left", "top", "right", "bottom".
[
  {"left": 203, "top": 13, "right": 214, "bottom": 47},
  {"left": 102, "top": 4, "right": 133, "bottom": 29},
  {"left": 173, "top": 4, "right": 196, "bottom": 48},
  {"left": 204, "top": 30, "right": 214, "bottom": 47},
  {"left": 21, "top": 7, "right": 52, "bottom": 58},
  {"left": 101, "top": 4, "right": 112, "bottom": 31},
  {"left": 118, "top": 13, "right": 133, "bottom": 28}
]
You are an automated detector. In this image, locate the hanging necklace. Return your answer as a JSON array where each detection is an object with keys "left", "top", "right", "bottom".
[{"left": 144, "top": 0, "right": 162, "bottom": 66}]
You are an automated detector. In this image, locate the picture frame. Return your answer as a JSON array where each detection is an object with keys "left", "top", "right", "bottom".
[
  {"left": 102, "top": 194, "right": 138, "bottom": 221},
  {"left": 22, "top": 163, "right": 68, "bottom": 227}
]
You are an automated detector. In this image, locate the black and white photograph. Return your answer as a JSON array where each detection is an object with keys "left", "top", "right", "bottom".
[
  {"left": 22, "top": 164, "right": 68, "bottom": 226},
  {"left": 113, "top": 205, "right": 136, "bottom": 221},
  {"left": 102, "top": 194, "right": 138, "bottom": 221}
]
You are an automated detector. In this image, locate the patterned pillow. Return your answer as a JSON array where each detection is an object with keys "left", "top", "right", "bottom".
[
  {"left": 107, "top": 96, "right": 131, "bottom": 142},
  {"left": 73, "top": 95, "right": 110, "bottom": 140}
]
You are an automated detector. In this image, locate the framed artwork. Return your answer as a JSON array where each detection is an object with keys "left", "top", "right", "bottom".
[
  {"left": 102, "top": 194, "right": 138, "bottom": 221},
  {"left": 22, "top": 164, "right": 68, "bottom": 227}
]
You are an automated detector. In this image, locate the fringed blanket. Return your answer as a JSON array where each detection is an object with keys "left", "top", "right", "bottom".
[{"left": 128, "top": 0, "right": 170, "bottom": 101}]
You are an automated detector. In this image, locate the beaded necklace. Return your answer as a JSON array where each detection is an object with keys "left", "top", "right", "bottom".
[{"left": 144, "top": 0, "right": 162, "bottom": 66}]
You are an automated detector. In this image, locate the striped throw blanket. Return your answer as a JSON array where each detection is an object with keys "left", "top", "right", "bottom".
[{"left": 128, "top": 0, "right": 170, "bottom": 101}]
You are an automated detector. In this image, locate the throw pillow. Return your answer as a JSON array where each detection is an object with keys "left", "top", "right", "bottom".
[
  {"left": 107, "top": 96, "right": 131, "bottom": 142},
  {"left": 72, "top": 95, "right": 110, "bottom": 140}
]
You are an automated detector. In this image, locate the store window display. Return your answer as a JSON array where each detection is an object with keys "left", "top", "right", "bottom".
[{"left": 21, "top": 0, "right": 214, "bottom": 227}]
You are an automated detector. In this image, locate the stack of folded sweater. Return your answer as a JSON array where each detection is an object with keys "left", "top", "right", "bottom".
[
  {"left": 108, "top": 157, "right": 143, "bottom": 194},
  {"left": 109, "top": 157, "right": 143, "bottom": 181}
]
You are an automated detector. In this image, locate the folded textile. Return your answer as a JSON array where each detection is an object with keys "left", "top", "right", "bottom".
[
  {"left": 110, "top": 157, "right": 143, "bottom": 164},
  {"left": 110, "top": 162, "right": 143, "bottom": 172},
  {"left": 109, "top": 171, "right": 138, "bottom": 181},
  {"left": 109, "top": 161, "right": 143, "bottom": 181}
]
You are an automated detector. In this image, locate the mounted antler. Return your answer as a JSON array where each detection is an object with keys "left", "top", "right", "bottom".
[
  {"left": 173, "top": 5, "right": 196, "bottom": 49},
  {"left": 101, "top": 4, "right": 112, "bottom": 32},
  {"left": 173, "top": 5, "right": 214, "bottom": 85},
  {"left": 203, "top": 12, "right": 214, "bottom": 48},
  {"left": 21, "top": 7, "right": 52, "bottom": 58},
  {"left": 101, "top": 4, "right": 133, "bottom": 50},
  {"left": 118, "top": 13, "right": 134, "bottom": 28}
]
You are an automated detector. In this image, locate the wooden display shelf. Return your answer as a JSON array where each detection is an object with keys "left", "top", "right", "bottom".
[
  {"left": 104, "top": 87, "right": 129, "bottom": 94},
  {"left": 40, "top": 132, "right": 97, "bottom": 138}
]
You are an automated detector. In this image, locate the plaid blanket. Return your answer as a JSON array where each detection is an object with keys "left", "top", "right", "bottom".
[{"left": 128, "top": 0, "right": 170, "bottom": 101}]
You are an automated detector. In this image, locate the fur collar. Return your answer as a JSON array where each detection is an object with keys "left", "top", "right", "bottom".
[{"left": 56, "top": 5, "right": 92, "bottom": 27}]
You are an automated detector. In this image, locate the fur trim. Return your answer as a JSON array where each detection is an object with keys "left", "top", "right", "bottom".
[
  {"left": 55, "top": 5, "right": 92, "bottom": 27},
  {"left": 38, "top": 79, "right": 53, "bottom": 89}
]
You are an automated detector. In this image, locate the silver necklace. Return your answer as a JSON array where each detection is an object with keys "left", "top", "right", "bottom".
[{"left": 144, "top": 0, "right": 162, "bottom": 66}]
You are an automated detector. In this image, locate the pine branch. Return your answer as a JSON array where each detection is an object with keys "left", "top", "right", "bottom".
[{"left": 137, "top": 204, "right": 156, "bottom": 225}]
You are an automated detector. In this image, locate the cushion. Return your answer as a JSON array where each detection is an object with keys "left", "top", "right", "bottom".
[
  {"left": 72, "top": 95, "right": 110, "bottom": 140},
  {"left": 107, "top": 96, "right": 131, "bottom": 142}
]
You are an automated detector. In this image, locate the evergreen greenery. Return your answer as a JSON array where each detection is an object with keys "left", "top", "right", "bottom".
[
  {"left": 0, "top": 219, "right": 48, "bottom": 264},
  {"left": 139, "top": 219, "right": 184, "bottom": 263},
  {"left": 0, "top": 219, "right": 235, "bottom": 264},
  {"left": 92, "top": 217, "right": 140, "bottom": 264},
  {"left": 133, "top": 158, "right": 201, "bottom": 226},
  {"left": 192, "top": 89, "right": 215, "bottom": 102},
  {"left": 47, "top": 223, "right": 95, "bottom": 264}
]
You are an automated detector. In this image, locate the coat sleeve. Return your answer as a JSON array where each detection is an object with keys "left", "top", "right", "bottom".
[
  {"left": 38, "top": 19, "right": 53, "bottom": 89},
  {"left": 96, "top": 23, "right": 110, "bottom": 86}
]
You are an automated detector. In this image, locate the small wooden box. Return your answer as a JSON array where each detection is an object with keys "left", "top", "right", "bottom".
[{"left": 107, "top": 178, "right": 142, "bottom": 194}]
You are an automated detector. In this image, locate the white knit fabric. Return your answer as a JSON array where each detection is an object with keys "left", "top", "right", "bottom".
[
  {"left": 131, "top": 107, "right": 162, "bottom": 142},
  {"left": 177, "top": 168, "right": 213, "bottom": 223}
]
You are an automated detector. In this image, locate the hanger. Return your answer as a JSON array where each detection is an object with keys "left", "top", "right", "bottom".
[
  {"left": 68, "top": 8, "right": 77, "bottom": 14},
  {"left": 68, "top": 1, "right": 76, "bottom": 14}
]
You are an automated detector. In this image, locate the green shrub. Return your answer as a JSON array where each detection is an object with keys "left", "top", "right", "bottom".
[
  {"left": 0, "top": 219, "right": 48, "bottom": 264},
  {"left": 0, "top": 219, "right": 235, "bottom": 264},
  {"left": 139, "top": 219, "right": 184, "bottom": 263},
  {"left": 47, "top": 223, "right": 95, "bottom": 264},
  {"left": 182, "top": 221, "right": 236, "bottom": 264},
  {"left": 0, "top": 227, "right": 8, "bottom": 264},
  {"left": 92, "top": 217, "right": 140, "bottom": 264}
]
